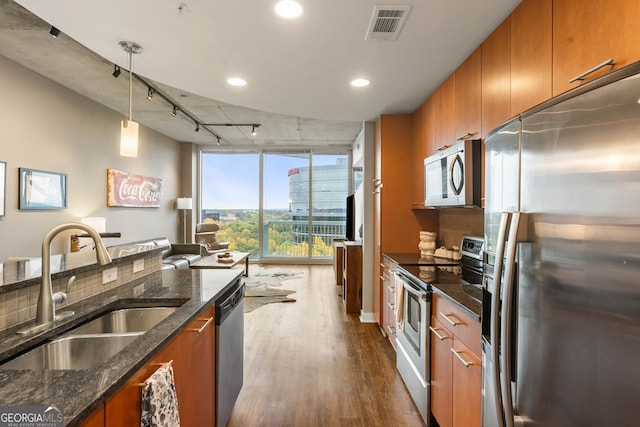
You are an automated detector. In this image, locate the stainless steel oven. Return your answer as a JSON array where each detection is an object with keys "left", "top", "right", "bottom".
[{"left": 396, "top": 266, "right": 430, "bottom": 425}]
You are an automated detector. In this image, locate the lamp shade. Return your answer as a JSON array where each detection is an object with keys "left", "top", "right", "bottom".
[
  {"left": 120, "top": 119, "right": 139, "bottom": 157},
  {"left": 81, "top": 217, "right": 106, "bottom": 233},
  {"left": 177, "top": 197, "right": 193, "bottom": 210}
]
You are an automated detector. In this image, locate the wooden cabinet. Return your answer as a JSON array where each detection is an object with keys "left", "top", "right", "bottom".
[
  {"left": 374, "top": 115, "right": 437, "bottom": 326},
  {"left": 434, "top": 75, "right": 456, "bottom": 151},
  {"left": 430, "top": 315, "right": 453, "bottom": 427},
  {"left": 454, "top": 47, "right": 482, "bottom": 141},
  {"left": 411, "top": 96, "right": 435, "bottom": 204},
  {"left": 481, "top": 16, "right": 512, "bottom": 137},
  {"left": 430, "top": 293, "right": 481, "bottom": 427},
  {"left": 380, "top": 257, "right": 397, "bottom": 349},
  {"left": 451, "top": 337, "right": 482, "bottom": 427},
  {"left": 177, "top": 306, "right": 216, "bottom": 426},
  {"left": 79, "top": 405, "right": 104, "bottom": 427},
  {"left": 553, "top": 0, "right": 640, "bottom": 95},
  {"left": 343, "top": 242, "right": 362, "bottom": 314},
  {"left": 105, "top": 305, "right": 216, "bottom": 427},
  {"left": 510, "top": 0, "right": 552, "bottom": 115}
]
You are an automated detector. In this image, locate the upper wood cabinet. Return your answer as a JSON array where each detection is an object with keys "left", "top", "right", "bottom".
[
  {"left": 411, "top": 96, "right": 435, "bottom": 203},
  {"left": 510, "top": 0, "right": 552, "bottom": 115},
  {"left": 481, "top": 16, "right": 511, "bottom": 137},
  {"left": 454, "top": 47, "right": 482, "bottom": 141},
  {"left": 434, "top": 74, "right": 456, "bottom": 151},
  {"left": 553, "top": 0, "right": 640, "bottom": 95}
]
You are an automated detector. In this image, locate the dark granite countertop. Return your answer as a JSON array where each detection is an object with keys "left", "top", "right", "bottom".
[
  {"left": 0, "top": 243, "right": 163, "bottom": 294},
  {"left": 0, "top": 267, "right": 242, "bottom": 426},
  {"left": 383, "top": 252, "right": 461, "bottom": 267},
  {"left": 397, "top": 264, "right": 481, "bottom": 322}
]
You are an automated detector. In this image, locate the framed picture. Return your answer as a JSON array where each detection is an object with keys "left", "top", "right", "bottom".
[
  {"left": 0, "top": 161, "right": 5, "bottom": 217},
  {"left": 19, "top": 168, "right": 67, "bottom": 210}
]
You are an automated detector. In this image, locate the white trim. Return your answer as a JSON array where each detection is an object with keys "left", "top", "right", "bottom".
[{"left": 359, "top": 311, "right": 376, "bottom": 323}]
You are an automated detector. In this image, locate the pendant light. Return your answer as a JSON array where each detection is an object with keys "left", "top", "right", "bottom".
[{"left": 119, "top": 41, "right": 143, "bottom": 157}]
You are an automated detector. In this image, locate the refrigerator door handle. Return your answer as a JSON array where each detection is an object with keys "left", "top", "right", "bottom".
[
  {"left": 491, "top": 211, "right": 511, "bottom": 427},
  {"left": 501, "top": 211, "right": 527, "bottom": 427}
]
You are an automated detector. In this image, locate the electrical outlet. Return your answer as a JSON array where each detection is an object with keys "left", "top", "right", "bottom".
[
  {"left": 133, "top": 259, "right": 145, "bottom": 273},
  {"left": 102, "top": 267, "right": 118, "bottom": 284}
]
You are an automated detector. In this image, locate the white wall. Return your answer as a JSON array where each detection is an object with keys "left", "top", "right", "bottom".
[{"left": 0, "top": 54, "right": 183, "bottom": 261}]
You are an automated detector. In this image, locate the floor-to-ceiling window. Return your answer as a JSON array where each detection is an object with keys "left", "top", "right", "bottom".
[
  {"left": 200, "top": 150, "right": 350, "bottom": 263},
  {"left": 200, "top": 152, "right": 260, "bottom": 258}
]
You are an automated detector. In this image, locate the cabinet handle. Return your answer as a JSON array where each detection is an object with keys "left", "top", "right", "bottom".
[
  {"left": 451, "top": 348, "right": 474, "bottom": 367},
  {"left": 437, "top": 144, "right": 452, "bottom": 151},
  {"left": 137, "top": 360, "right": 174, "bottom": 386},
  {"left": 429, "top": 326, "right": 449, "bottom": 341},
  {"left": 456, "top": 132, "right": 474, "bottom": 141},
  {"left": 189, "top": 316, "right": 214, "bottom": 334},
  {"left": 569, "top": 59, "right": 615, "bottom": 83},
  {"left": 439, "top": 311, "right": 460, "bottom": 326}
]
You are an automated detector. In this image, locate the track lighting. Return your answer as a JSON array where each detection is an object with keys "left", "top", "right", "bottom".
[
  {"left": 118, "top": 41, "right": 143, "bottom": 157},
  {"left": 114, "top": 71, "right": 223, "bottom": 145},
  {"left": 112, "top": 65, "right": 121, "bottom": 78},
  {"left": 49, "top": 26, "right": 61, "bottom": 38}
]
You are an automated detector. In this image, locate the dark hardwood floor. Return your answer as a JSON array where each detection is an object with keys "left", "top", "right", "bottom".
[{"left": 228, "top": 265, "right": 424, "bottom": 427}]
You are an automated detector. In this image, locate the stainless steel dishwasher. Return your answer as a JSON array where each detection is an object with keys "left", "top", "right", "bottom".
[{"left": 216, "top": 277, "right": 245, "bottom": 427}]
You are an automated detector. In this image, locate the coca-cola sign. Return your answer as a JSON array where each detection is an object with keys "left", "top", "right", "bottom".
[{"left": 107, "top": 169, "right": 162, "bottom": 207}]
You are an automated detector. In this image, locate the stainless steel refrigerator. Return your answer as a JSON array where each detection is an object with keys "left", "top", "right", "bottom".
[{"left": 482, "top": 61, "right": 640, "bottom": 427}]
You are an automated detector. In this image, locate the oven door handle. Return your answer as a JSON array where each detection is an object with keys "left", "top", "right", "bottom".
[{"left": 400, "top": 278, "right": 427, "bottom": 300}]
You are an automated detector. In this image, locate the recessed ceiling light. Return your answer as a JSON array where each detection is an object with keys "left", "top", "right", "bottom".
[
  {"left": 227, "top": 77, "right": 247, "bottom": 87},
  {"left": 350, "top": 78, "right": 370, "bottom": 88},
  {"left": 274, "top": 0, "right": 303, "bottom": 19}
]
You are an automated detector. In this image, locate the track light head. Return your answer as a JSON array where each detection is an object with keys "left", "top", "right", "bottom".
[
  {"left": 49, "top": 26, "right": 61, "bottom": 38},
  {"left": 195, "top": 123, "right": 200, "bottom": 132},
  {"left": 146, "top": 87, "right": 154, "bottom": 101},
  {"left": 216, "top": 137, "right": 221, "bottom": 146},
  {"left": 171, "top": 105, "right": 177, "bottom": 118},
  {"left": 251, "top": 125, "right": 257, "bottom": 136},
  {"left": 112, "top": 64, "right": 121, "bottom": 78}
]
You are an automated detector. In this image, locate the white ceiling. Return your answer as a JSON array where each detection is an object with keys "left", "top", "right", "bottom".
[{"left": 1, "top": 0, "right": 521, "bottom": 147}]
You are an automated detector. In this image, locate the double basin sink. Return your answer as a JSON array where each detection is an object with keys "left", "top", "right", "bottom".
[{"left": 1, "top": 305, "right": 180, "bottom": 371}]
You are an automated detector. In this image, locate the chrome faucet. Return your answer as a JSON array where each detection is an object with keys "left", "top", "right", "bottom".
[{"left": 18, "top": 223, "right": 112, "bottom": 335}]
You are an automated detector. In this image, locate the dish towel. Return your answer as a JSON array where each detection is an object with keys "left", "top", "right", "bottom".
[
  {"left": 394, "top": 272, "right": 405, "bottom": 328},
  {"left": 140, "top": 361, "right": 181, "bottom": 427}
]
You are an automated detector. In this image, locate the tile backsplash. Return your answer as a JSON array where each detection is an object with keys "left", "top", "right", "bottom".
[
  {"left": 438, "top": 208, "right": 484, "bottom": 249},
  {"left": 0, "top": 252, "right": 162, "bottom": 331}
]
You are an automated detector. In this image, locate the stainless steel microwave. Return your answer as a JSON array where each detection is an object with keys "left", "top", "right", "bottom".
[{"left": 424, "top": 139, "right": 482, "bottom": 207}]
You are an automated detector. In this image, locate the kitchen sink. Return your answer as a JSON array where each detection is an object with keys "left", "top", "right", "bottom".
[
  {"left": 0, "top": 305, "right": 183, "bottom": 370},
  {"left": 67, "top": 306, "right": 179, "bottom": 335},
  {"left": 0, "top": 333, "right": 141, "bottom": 370}
]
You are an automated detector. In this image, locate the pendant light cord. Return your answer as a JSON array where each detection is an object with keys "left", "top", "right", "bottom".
[{"left": 128, "top": 47, "right": 133, "bottom": 121}]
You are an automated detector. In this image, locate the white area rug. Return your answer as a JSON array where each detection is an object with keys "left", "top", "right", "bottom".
[{"left": 243, "top": 268, "right": 303, "bottom": 313}]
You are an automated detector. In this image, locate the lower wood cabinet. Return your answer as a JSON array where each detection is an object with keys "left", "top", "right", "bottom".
[
  {"left": 381, "top": 257, "right": 397, "bottom": 349},
  {"left": 79, "top": 405, "right": 104, "bottom": 427},
  {"left": 430, "top": 294, "right": 481, "bottom": 427},
  {"left": 104, "top": 305, "right": 216, "bottom": 427}
]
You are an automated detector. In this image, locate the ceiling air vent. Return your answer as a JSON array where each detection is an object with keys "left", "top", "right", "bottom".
[{"left": 365, "top": 5, "right": 412, "bottom": 41}]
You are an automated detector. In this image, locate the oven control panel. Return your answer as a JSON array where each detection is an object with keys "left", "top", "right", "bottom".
[{"left": 460, "top": 235, "right": 484, "bottom": 260}]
